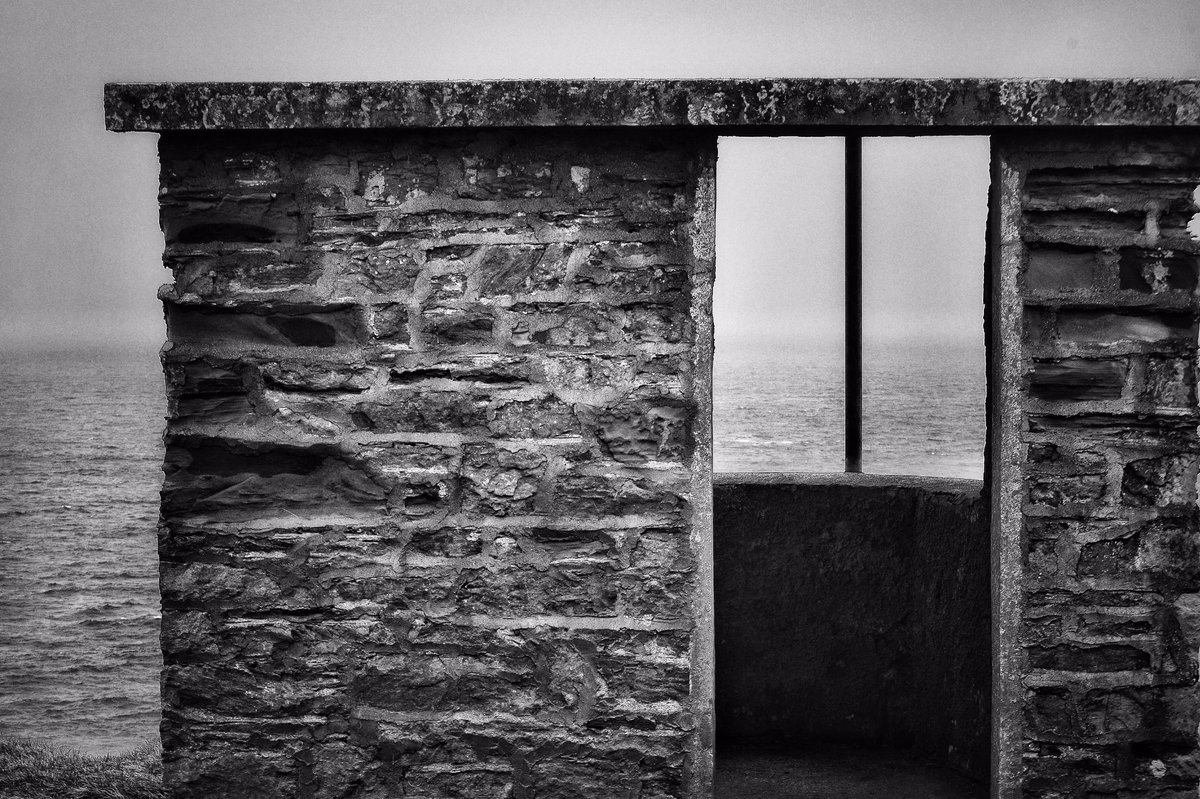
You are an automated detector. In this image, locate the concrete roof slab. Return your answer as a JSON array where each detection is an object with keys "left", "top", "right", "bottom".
[{"left": 105, "top": 78, "right": 1200, "bottom": 131}]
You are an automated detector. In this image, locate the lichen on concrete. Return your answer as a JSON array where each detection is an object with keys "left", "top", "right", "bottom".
[{"left": 105, "top": 78, "right": 1200, "bottom": 132}]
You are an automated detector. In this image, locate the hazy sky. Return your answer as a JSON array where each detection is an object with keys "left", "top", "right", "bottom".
[
  {"left": 716, "top": 136, "right": 990, "bottom": 346},
  {"left": 2, "top": 0, "right": 1200, "bottom": 350}
]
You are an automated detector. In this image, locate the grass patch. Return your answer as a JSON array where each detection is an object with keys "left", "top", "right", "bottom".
[{"left": 0, "top": 738, "right": 165, "bottom": 799}]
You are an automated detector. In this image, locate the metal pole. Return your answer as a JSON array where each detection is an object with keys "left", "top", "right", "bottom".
[{"left": 845, "top": 136, "right": 863, "bottom": 473}]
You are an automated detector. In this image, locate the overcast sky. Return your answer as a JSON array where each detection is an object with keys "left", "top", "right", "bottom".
[{"left": 2, "top": 0, "right": 1199, "bottom": 351}]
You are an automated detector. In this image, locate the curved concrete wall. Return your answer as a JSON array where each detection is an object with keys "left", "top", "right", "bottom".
[{"left": 714, "top": 473, "right": 990, "bottom": 781}]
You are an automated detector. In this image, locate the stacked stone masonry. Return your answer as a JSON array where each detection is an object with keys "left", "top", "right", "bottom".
[
  {"left": 105, "top": 79, "right": 1200, "bottom": 799},
  {"left": 1002, "top": 133, "right": 1200, "bottom": 798},
  {"left": 156, "top": 129, "right": 715, "bottom": 798}
]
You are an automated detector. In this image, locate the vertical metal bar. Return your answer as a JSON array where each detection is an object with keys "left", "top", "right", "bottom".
[{"left": 845, "top": 136, "right": 863, "bottom": 473}]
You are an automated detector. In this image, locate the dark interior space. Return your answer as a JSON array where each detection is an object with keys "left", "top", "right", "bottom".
[{"left": 713, "top": 473, "right": 990, "bottom": 798}]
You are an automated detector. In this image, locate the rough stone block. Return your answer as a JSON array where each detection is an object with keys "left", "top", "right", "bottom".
[
  {"left": 1134, "top": 519, "right": 1200, "bottom": 592},
  {"left": 489, "top": 394, "right": 579, "bottom": 438},
  {"left": 476, "top": 243, "right": 569, "bottom": 295},
  {"left": 620, "top": 528, "right": 695, "bottom": 619},
  {"left": 587, "top": 397, "right": 691, "bottom": 463},
  {"left": 167, "top": 360, "right": 252, "bottom": 421},
  {"left": 389, "top": 353, "right": 533, "bottom": 385},
  {"left": 593, "top": 628, "right": 691, "bottom": 705},
  {"left": 161, "top": 561, "right": 283, "bottom": 611},
  {"left": 1077, "top": 533, "right": 1140, "bottom": 577},
  {"left": 368, "top": 303, "right": 412, "bottom": 344},
  {"left": 407, "top": 526, "right": 486, "bottom": 558},
  {"left": 457, "top": 153, "right": 554, "bottom": 199},
  {"left": 396, "top": 558, "right": 619, "bottom": 618},
  {"left": 525, "top": 752, "right": 650, "bottom": 799},
  {"left": 552, "top": 465, "right": 688, "bottom": 519},
  {"left": 167, "top": 249, "right": 322, "bottom": 298},
  {"left": 162, "top": 192, "right": 299, "bottom": 250},
  {"left": 1027, "top": 473, "right": 1107, "bottom": 507},
  {"left": 349, "top": 651, "right": 542, "bottom": 714},
  {"left": 418, "top": 307, "right": 495, "bottom": 346},
  {"left": 337, "top": 248, "right": 421, "bottom": 294},
  {"left": 460, "top": 443, "right": 547, "bottom": 516},
  {"left": 1029, "top": 644, "right": 1152, "bottom": 672},
  {"left": 1024, "top": 208, "right": 1147, "bottom": 246},
  {"left": 573, "top": 242, "right": 689, "bottom": 296},
  {"left": 426, "top": 271, "right": 470, "bottom": 305},
  {"left": 399, "top": 763, "right": 515, "bottom": 799},
  {"left": 1056, "top": 311, "right": 1196, "bottom": 348},
  {"left": 1141, "top": 357, "right": 1197, "bottom": 407},
  {"left": 508, "top": 302, "right": 620, "bottom": 348},
  {"left": 352, "top": 389, "right": 490, "bottom": 434},
  {"left": 1122, "top": 455, "right": 1199, "bottom": 508},
  {"left": 621, "top": 302, "right": 690, "bottom": 345},
  {"left": 1026, "top": 245, "right": 1100, "bottom": 291},
  {"left": 167, "top": 303, "right": 365, "bottom": 348},
  {"left": 540, "top": 353, "right": 640, "bottom": 394},
  {"left": 1119, "top": 248, "right": 1200, "bottom": 293},
  {"left": 1027, "top": 442, "right": 1063, "bottom": 463},
  {"left": 1077, "top": 687, "right": 1152, "bottom": 739},
  {"left": 162, "top": 437, "right": 388, "bottom": 516},
  {"left": 356, "top": 152, "right": 440, "bottom": 207},
  {"left": 1028, "top": 358, "right": 1128, "bottom": 402},
  {"left": 163, "top": 747, "right": 298, "bottom": 799},
  {"left": 258, "top": 360, "right": 380, "bottom": 393}
]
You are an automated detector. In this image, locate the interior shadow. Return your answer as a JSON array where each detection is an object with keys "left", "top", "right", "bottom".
[{"left": 713, "top": 472, "right": 990, "bottom": 799}]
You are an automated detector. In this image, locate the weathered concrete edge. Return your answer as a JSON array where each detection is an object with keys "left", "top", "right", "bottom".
[
  {"left": 990, "top": 145, "right": 1026, "bottom": 799},
  {"left": 105, "top": 78, "right": 1200, "bottom": 131},
  {"left": 687, "top": 149, "right": 718, "bottom": 798},
  {"left": 713, "top": 471, "right": 985, "bottom": 496}
]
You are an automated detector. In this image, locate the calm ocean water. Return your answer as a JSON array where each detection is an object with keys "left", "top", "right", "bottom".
[
  {"left": 0, "top": 348, "right": 165, "bottom": 756},
  {"left": 715, "top": 339, "right": 986, "bottom": 478},
  {"left": 0, "top": 340, "right": 983, "bottom": 755}
]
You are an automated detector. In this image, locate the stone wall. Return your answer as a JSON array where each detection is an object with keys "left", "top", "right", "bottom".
[
  {"left": 713, "top": 473, "right": 990, "bottom": 781},
  {"left": 107, "top": 79, "right": 1200, "bottom": 798},
  {"left": 156, "top": 129, "right": 715, "bottom": 798},
  {"left": 995, "top": 132, "right": 1200, "bottom": 798}
]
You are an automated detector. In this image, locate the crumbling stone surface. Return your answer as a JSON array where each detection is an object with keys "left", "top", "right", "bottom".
[
  {"left": 156, "top": 128, "right": 715, "bottom": 798},
  {"left": 1002, "top": 133, "right": 1200, "bottom": 798},
  {"left": 104, "top": 79, "right": 1200, "bottom": 132}
]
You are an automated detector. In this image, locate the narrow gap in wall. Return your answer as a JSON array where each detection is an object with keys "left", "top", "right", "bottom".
[
  {"left": 861, "top": 136, "right": 990, "bottom": 480},
  {"left": 713, "top": 136, "right": 845, "bottom": 473},
  {"left": 712, "top": 135, "right": 990, "bottom": 799}
]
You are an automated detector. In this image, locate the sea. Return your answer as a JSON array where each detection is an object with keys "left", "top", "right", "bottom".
[
  {"left": 715, "top": 339, "right": 986, "bottom": 477},
  {"left": 0, "top": 340, "right": 984, "bottom": 755}
]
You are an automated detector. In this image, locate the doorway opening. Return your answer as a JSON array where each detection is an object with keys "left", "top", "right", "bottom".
[{"left": 712, "top": 135, "right": 992, "bottom": 798}]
